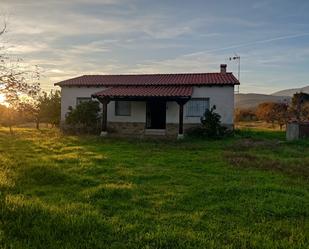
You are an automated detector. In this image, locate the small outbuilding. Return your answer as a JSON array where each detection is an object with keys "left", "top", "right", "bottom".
[{"left": 286, "top": 121, "right": 309, "bottom": 141}]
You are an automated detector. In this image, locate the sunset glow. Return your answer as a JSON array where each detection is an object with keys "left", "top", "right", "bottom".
[{"left": 0, "top": 94, "right": 7, "bottom": 106}]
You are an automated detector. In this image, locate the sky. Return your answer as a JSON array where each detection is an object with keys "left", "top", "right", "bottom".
[{"left": 1, "top": 0, "right": 309, "bottom": 94}]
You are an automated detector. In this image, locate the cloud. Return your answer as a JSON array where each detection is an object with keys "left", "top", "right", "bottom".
[
  {"left": 68, "top": 41, "right": 111, "bottom": 54},
  {"left": 188, "top": 32, "right": 309, "bottom": 54},
  {"left": 1, "top": 0, "right": 128, "bottom": 6},
  {"left": 1, "top": 0, "right": 309, "bottom": 93},
  {"left": 252, "top": 0, "right": 273, "bottom": 9},
  {"left": 6, "top": 42, "right": 49, "bottom": 53},
  {"left": 4, "top": 2, "right": 198, "bottom": 40},
  {"left": 117, "top": 52, "right": 223, "bottom": 74}
]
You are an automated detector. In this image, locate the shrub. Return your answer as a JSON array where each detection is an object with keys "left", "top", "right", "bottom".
[
  {"left": 234, "top": 108, "right": 257, "bottom": 122},
  {"left": 290, "top": 92, "right": 309, "bottom": 122},
  {"left": 65, "top": 101, "right": 101, "bottom": 134},
  {"left": 186, "top": 105, "right": 229, "bottom": 138}
]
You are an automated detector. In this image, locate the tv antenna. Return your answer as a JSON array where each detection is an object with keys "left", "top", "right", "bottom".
[{"left": 229, "top": 54, "right": 240, "bottom": 93}]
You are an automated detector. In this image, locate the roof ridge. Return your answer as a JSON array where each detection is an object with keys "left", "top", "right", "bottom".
[
  {"left": 54, "top": 72, "right": 239, "bottom": 87},
  {"left": 81, "top": 72, "right": 233, "bottom": 76}
]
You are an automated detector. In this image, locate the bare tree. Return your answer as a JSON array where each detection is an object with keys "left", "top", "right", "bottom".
[
  {"left": 0, "top": 21, "right": 42, "bottom": 132},
  {"left": 1, "top": 20, "right": 41, "bottom": 100},
  {"left": 0, "top": 22, "right": 6, "bottom": 36}
]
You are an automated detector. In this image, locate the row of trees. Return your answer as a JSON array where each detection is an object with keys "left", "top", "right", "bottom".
[
  {"left": 235, "top": 92, "right": 309, "bottom": 129},
  {"left": 0, "top": 91, "right": 61, "bottom": 133}
]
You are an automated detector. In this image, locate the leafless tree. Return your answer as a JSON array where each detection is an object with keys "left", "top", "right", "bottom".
[
  {"left": 0, "top": 21, "right": 6, "bottom": 36},
  {"left": 0, "top": 20, "right": 41, "bottom": 106},
  {"left": 0, "top": 20, "right": 42, "bottom": 132}
]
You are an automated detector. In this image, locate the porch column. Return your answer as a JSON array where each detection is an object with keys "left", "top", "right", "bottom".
[
  {"left": 100, "top": 97, "right": 110, "bottom": 136},
  {"left": 179, "top": 102, "right": 184, "bottom": 138},
  {"left": 176, "top": 99, "right": 187, "bottom": 139}
]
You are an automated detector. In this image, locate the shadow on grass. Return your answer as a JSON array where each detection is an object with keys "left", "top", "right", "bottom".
[{"left": 0, "top": 194, "right": 113, "bottom": 249}]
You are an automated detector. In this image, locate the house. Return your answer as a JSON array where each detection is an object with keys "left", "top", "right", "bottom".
[{"left": 55, "top": 64, "right": 239, "bottom": 138}]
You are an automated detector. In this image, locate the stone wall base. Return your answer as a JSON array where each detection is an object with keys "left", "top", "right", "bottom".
[
  {"left": 108, "top": 122, "right": 145, "bottom": 136},
  {"left": 107, "top": 122, "right": 198, "bottom": 138},
  {"left": 107, "top": 122, "right": 233, "bottom": 138},
  {"left": 60, "top": 121, "right": 234, "bottom": 137},
  {"left": 166, "top": 123, "right": 200, "bottom": 137}
]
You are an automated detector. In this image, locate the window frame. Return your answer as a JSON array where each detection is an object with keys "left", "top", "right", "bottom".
[
  {"left": 115, "top": 100, "right": 131, "bottom": 116},
  {"left": 76, "top": 97, "right": 92, "bottom": 106},
  {"left": 185, "top": 98, "right": 210, "bottom": 117}
]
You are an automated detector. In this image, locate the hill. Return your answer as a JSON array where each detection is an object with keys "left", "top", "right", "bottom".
[
  {"left": 235, "top": 93, "right": 290, "bottom": 109},
  {"left": 272, "top": 85, "right": 309, "bottom": 96}
]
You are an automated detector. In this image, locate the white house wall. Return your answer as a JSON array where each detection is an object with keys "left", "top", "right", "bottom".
[
  {"left": 60, "top": 87, "right": 146, "bottom": 122},
  {"left": 60, "top": 87, "right": 105, "bottom": 121},
  {"left": 60, "top": 85, "right": 234, "bottom": 125},
  {"left": 107, "top": 101, "right": 146, "bottom": 122},
  {"left": 167, "top": 86, "right": 234, "bottom": 125}
]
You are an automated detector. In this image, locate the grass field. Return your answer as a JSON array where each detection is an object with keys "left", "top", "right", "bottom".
[{"left": 0, "top": 127, "right": 308, "bottom": 249}]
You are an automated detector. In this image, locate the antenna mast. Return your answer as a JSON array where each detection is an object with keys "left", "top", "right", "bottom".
[{"left": 229, "top": 54, "right": 240, "bottom": 93}]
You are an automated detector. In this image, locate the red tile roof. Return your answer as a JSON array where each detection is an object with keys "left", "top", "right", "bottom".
[
  {"left": 92, "top": 86, "right": 193, "bottom": 98},
  {"left": 55, "top": 73, "right": 239, "bottom": 87}
]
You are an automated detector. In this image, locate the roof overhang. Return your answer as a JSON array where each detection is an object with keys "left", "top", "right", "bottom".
[{"left": 92, "top": 86, "right": 193, "bottom": 101}]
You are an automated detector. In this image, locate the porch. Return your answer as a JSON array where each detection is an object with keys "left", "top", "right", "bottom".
[{"left": 91, "top": 86, "right": 193, "bottom": 138}]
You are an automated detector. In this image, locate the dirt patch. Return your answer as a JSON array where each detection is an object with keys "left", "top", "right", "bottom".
[
  {"left": 229, "top": 138, "right": 282, "bottom": 151},
  {"left": 225, "top": 151, "right": 309, "bottom": 179},
  {"left": 225, "top": 151, "right": 258, "bottom": 166}
]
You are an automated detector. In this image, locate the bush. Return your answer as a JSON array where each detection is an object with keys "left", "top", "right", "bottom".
[
  {"left": 64, "top": 101, "right": 101, "bottom": 134},
  {"left": 234, "top": 108, "right": 257, "bottom": 122},
  {"left": 290, "top": 92, "right": 309, "bottom": 122},
  {"left": 186, "top": 106, "right": 229, "bottom": 138}
]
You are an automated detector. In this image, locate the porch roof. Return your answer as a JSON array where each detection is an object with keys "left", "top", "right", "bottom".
[{"left": 92, "top": 86, "right": 193, "bottom": 99}]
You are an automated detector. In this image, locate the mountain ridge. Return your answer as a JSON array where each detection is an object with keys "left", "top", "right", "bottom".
[
  {"left": 272, "top": 85, "right": 309, "bottom": 97},
  {"left": 235, "top": 93, "right": 290, "bottom": 109},
  {"left": 235, "top": 85, "right": 309, "bottom": 109}
]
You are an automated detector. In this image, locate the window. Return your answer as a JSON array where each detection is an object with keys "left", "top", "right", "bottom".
[
  {"left": 186, "top": 98, "right": 209, "bottom": 117},
  {"left": 115, "top": 101, "right": 131, "bottom": 116},
  {"left": 76, "top": 97, "right": 92, "bottom": 105}
]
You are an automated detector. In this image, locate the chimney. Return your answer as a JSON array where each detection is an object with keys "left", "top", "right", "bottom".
[{"left": 220, "top": 64, "right": 227, "bottom": 73}]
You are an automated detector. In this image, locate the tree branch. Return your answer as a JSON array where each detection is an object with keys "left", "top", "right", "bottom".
[{"left": 0, "top": 22, "right": 6, "bottom": 36}]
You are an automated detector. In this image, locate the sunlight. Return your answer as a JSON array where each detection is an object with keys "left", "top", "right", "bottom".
[{"left": 0, "top": 94, "right": 6, "bottom": 105}]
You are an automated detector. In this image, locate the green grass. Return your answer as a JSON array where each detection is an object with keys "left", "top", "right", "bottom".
[{"left": 0, "top": 127, "right": 308, "bottom": 249}]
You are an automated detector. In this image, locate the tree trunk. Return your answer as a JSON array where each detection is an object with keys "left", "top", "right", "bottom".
[
  {"left": 36, "top": 119, "right": 40, "bottom": 130},
  {"left": 9, "top": 125, "right": 13, "bottom": 135}
]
